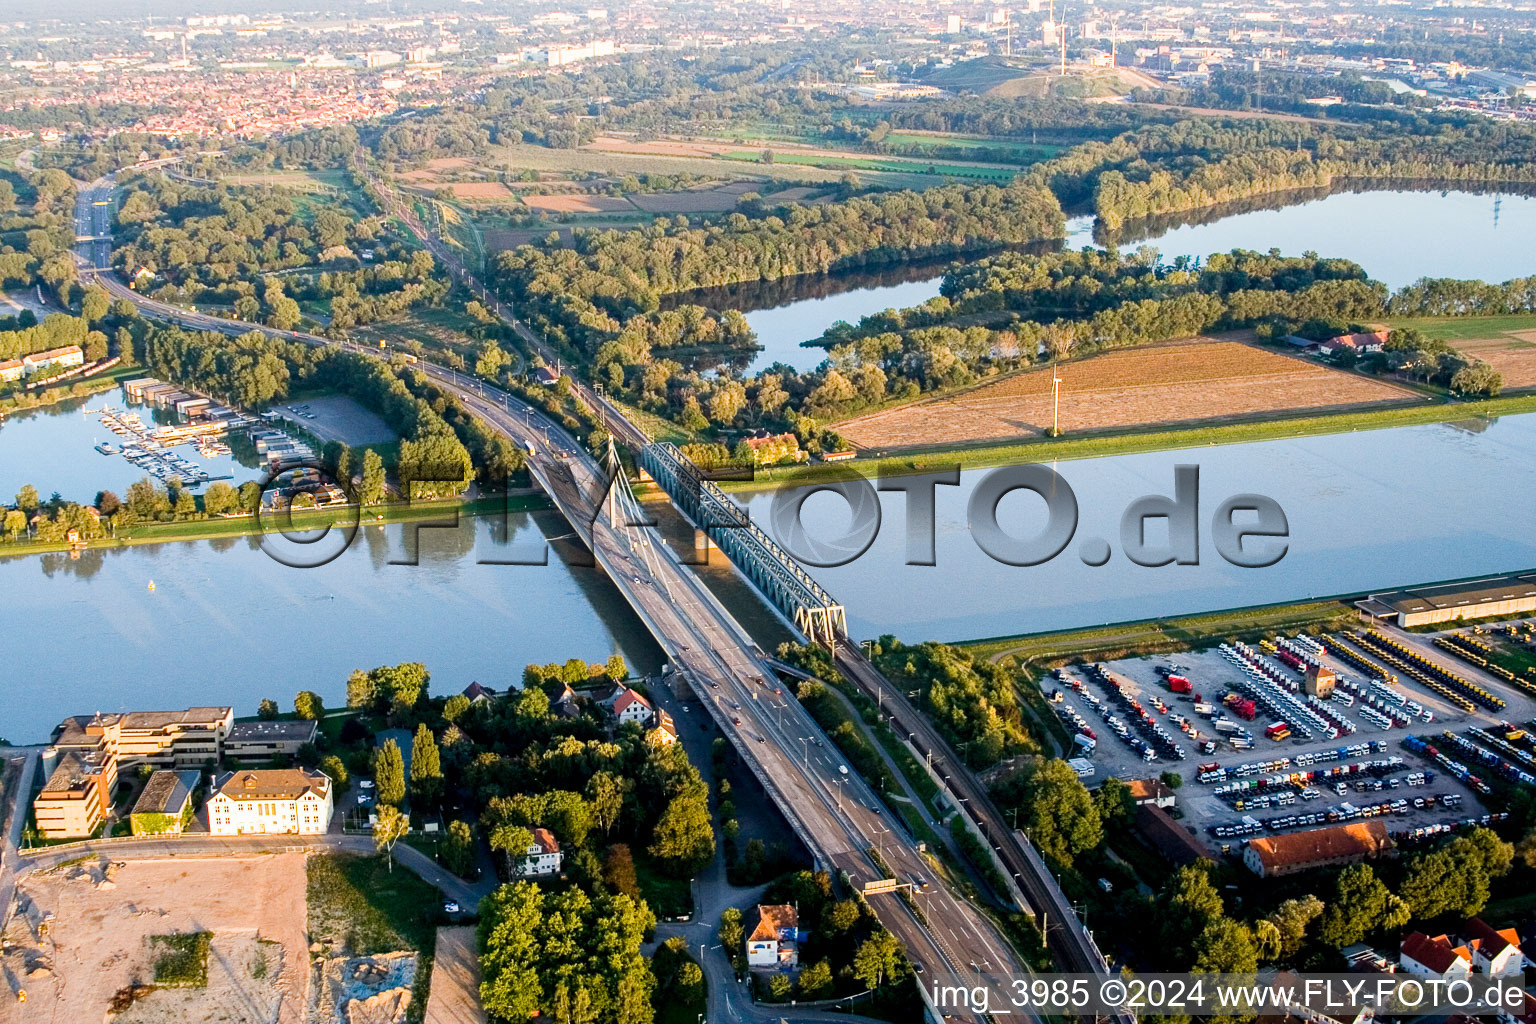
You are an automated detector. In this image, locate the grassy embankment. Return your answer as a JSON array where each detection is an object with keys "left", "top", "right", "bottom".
[
  {"left": 959, "top": 599, "right": 1361, "bottom": 671},
  {"left": 732, "top": 392, "right": 1536, "bottom": 490},
  {"left": 0, "top": 493, "right": 551, "bottom": 559}
]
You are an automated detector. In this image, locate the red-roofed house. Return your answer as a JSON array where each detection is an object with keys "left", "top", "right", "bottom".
[
  {"left": 1465, "top": 918, "right": 1524, "bottom": 978},
  {"left": 609, "top": 686, "right": 654, "bottom": 727},
  {"left": 520, "top": 826, "right": 563, "bottom": 877},
  {"left": 1399, "top": 932, "right": 1472, "bottom": 981},
  {"left": 745, "top": 904, "right": 800, "bottom": 968},
  {"left": 1319, "top": 331, "right": 1389, "bottom": 357}
]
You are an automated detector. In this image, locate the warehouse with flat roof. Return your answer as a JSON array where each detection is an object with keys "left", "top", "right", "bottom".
[{"left": 1357, "top": 574, "right": 1536, "bottom": 628}]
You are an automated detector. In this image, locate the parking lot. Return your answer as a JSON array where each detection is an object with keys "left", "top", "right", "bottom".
[{"left": 1047, "top": 625, "right": 1536, "bottom": 856}]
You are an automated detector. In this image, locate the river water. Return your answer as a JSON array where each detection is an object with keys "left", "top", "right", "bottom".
[
  {"left": 682, "top": 188, "right": 1536, "bottom": 375},
  {"left": 0, "top": 513, "right": 666, "bottom": 743},
  {"left": 737, "top": 413, "right": 1536, "bottom": 643},
  {"left": 6, "top": 187, "right": 1536, "bottom": 740}
]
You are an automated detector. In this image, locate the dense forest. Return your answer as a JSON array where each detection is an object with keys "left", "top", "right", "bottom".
[
  {"left": 112, "top": 173, "right": 446, "bottom": 331},
  {"left": 1039, "top": 116, "right": 1536, "bottom": 230}
]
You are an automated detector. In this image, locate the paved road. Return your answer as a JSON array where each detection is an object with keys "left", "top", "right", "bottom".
[{"left": 0, "top": 749, "right": 43, "bottom": 937}]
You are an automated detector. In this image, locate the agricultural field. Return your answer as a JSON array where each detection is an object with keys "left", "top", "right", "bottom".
[
  {"left": 835, "top": 338, "right": 1422, "bottom": 450},
  {"left": 1388, "top": 314, "right": 1536, "bottom": 341},
  {"left": 220, "top": 168, "right": 350, "bottom": 192},
  {"left": 1453, "top": 335, "right": 1536, "bottom": 389}
]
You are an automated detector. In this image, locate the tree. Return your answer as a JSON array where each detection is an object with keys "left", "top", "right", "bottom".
[
  {"left": 1017, "top": 759, "right": 1102, "bottom": 865},
  {"left": 1093, "top": 777, "right": 1135, "bottom": 823},
  {"left": 588, "top": 771, "right": 624, "bottom": 836},
  {"left": 4, "top": 509, "right": 27, "bottom": 539},
  {"left": 491, "top": 823, "right": 534, "bottom": 872},
  {"left": 346, "top": 669, "right": 375, "bottom": 709},
  {"left": 1158, "top": 865, "right": 1225, "bottom": 964},
  {"left": 294, "top": 690, "right": 323, "bottom": 720},
  {"left": 443, "top": 694, "right": 471, "bottom": 724},
  {"left": 822, "top": 899, "right": 860, "bottom": 935},
  {"left": 648, "top": 789, "right": 715, "bottom": 872},
  {"left": 799, "top": 959, "right": 833, "bottom": 998},
  {"left": 360, "top": 448, "right": 385, "bottom": 504},
  {"left": 1192, "top": 917, "right": 1259, "bottom": 973},
  {"left": 373, "top": 739, "right": 406, "bottom": 806},
  {"left": 15, "top": 485, "right": 38, "bottom": 513},
  {"left": 442, "top": 819, "right": 476, "bottom": 877},
  {"left": 319, "top": 755, "right": 348, "bottom": 787},
  {"left": 258, "top": 698, "right": 279, "bottom": 720},
  {"left": 1318, "top": 864, "right": 1399, "bottom": 947},
  {"left": 201, "top": 481, "right": 237, "bottom": 515},
  {"left": 1266, "top": 895, "right": 1323, "bottom": 959},
  {"left": 1451, "top": 361, "right": 1503, "bottom": 397},
  {"left": 411, "top": 723, "right": 444, "bottom": 804},
  {"left": 851, "top": 930, "right": 902, "bottom": 989},
  {"left": 603, "top": 843, "right": 642, "bottom": 900},
  {"left": 80, "top": 287, "right": 110, "bottom": 324},
  {"left": 718, "top": 907, "right": 744, "bottom": 967},
  {"left": 479, "top": 882, "right": 544, "bottom": 1021},
  {"left": 373, "top": 804, "right": 410, "bottom": 872}
]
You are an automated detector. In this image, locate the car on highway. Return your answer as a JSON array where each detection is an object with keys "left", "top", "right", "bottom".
[
  {"left": 838, "top": 765, "right": 849, "bottom": 775},
  {"left": 443, "top": 900, "right": 461, "bottom": 914},
  {"left": 732, "top": 716, "right": 741, "bottom": 725}
]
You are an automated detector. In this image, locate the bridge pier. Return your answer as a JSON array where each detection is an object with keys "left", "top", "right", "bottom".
[{"left": 693, "top": 528, "right": 720, "bottom": 556}]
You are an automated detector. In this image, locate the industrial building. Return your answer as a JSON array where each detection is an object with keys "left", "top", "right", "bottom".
[{"left": 1357, "top": 575, "right": 1536, "bottom": 628}]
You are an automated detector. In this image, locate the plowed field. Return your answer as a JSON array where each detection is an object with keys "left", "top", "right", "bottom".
[{"left": 836, "top": 339, "right": 1420, "bottom": 449}]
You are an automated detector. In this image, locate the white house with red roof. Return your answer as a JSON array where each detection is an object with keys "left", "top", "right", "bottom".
[
  {"left": 1399, "top": 932, "right": 1472, "bottom": 981},
  {"left": 1465, "top": 918, "right": 1524, "bottom": 978},
  {"left": 608, "top": 686, "right": 655, "bottom": 727},
  {"left": 519, "top": 826, "right": 563, "bottom": 877}
]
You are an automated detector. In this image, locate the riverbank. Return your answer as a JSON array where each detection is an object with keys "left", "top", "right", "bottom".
[
  {"left": 0, "top": 363, "right": 145, "bottom": 416},
  {"left": 0, "top": 492, "right": 552, "bottom": 559},
  {"left": 958, "top": 599, "right": 1360, "bottom": 669},
  {"left": 731, "top": 392, "right": 1536, "bottom": 490}
]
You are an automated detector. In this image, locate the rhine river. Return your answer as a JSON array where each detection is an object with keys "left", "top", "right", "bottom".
[{"left": 5, "top": 187, "right": 1536, "bottom": 740}]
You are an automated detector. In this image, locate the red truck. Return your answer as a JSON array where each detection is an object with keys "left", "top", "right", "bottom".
[{"left": 1167, "top": 675, "right": 1192, "bottom": 694}]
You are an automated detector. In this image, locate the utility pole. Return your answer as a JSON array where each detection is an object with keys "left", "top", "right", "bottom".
[{"left": 1051, "top": 363, "right": 1063, "bottom": 437}]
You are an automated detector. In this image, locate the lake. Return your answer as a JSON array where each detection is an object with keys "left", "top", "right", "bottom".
[
  {"left": 673, "top": 188, "right": 1536, "bottom": 376},
  {"left": 737, "top": 412, "right": 1536, "bottom": 643}
]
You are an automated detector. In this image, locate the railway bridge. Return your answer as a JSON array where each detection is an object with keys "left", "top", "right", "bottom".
[{"left": 639, "top": 441, "right": 847, "bottom": 644}]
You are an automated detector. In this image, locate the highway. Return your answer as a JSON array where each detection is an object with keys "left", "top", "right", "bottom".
[{"left": 75, "top": 170, "right": 1033, "bottom": 1023}]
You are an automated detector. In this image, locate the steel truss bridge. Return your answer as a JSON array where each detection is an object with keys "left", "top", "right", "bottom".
[{"left": 639, "top": 441, "right": 848, "bottom": 644}]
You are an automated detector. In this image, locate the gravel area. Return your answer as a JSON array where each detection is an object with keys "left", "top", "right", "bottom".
[{"left": 1, "top": 854, "right": 309, "bottom": 1024}]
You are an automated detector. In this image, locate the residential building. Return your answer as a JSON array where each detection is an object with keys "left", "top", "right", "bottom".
[
  {"left": 32, "top": 750, "right": 114, "bottom": 838},
  {"left": 1134, "top": 804, "right": 1212, "bottom": 867},
  {"left": 0, "top": 358, "right": 23, "bottom": 383},
  {"left": 745, "top": 904, "right": 800, "bottom": 968},
  {"left": 1319, "top": 330, "right": 1389, "bottom": 357},
  {"left": 224, "top": 719, "right": 319, "bottom": 761},
  {"left": 207, "top": 768, "right": 333, "bottom": 836},
  {"left": 463, "top": 681, "right": 497, "bottom": 704},
  {"left": 51, "top": 706, "right": 234, "bottom": 769},
  {"left": 648, "top": 709, "right": 678, "bottom": 746},
  {"left": 608, "top": 686, "right": 654, "bottom": 727},
  {"left": 1243, "top": 821, "right": 1396, "bottom": 877},
  {"left": 1464, "top": 918, "right": 1524, "bottom": 978},
  {"left": 552, "top": 683, "right": 581, "bottom": 719},
  {"left": 21, "top": 345, "right": 84, "bottom": 375},
  {"left": 1399, "top": 932, "right": 1472, "bottom": 980},
  {"left": 520, "top": 826, "right": 563, "bottom": 876},
  {"left": 129, "top": 769, "right": 200, "bottom": 835}
]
